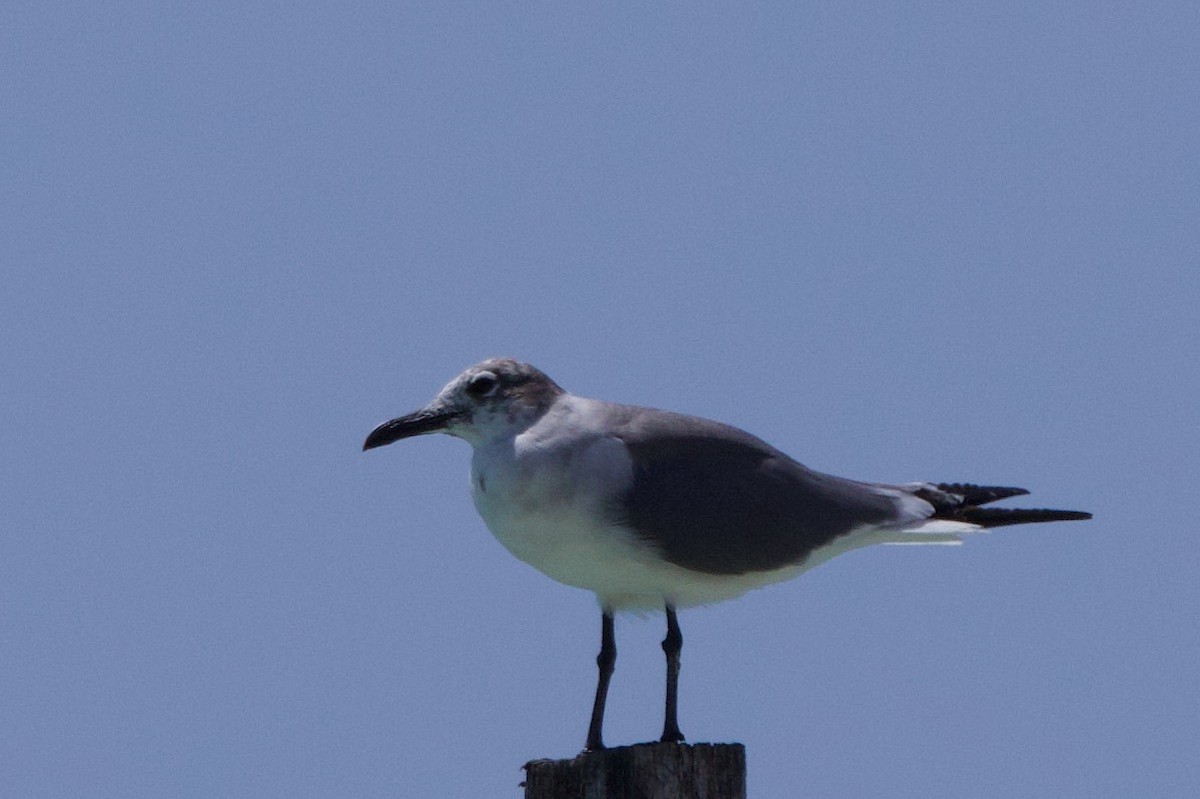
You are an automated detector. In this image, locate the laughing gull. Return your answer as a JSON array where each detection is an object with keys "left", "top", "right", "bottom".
[{"left": 363, "top": 358, "right": 1090, "bottom": 751}]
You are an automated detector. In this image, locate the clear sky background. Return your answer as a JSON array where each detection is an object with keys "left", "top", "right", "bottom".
[{"left": 3, "top": 3, "right": 1198, "bottom": 797}]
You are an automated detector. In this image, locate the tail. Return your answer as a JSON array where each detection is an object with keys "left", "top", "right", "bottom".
[{"left": 910, "top": 482, "right": 1092, "bottom": 528}]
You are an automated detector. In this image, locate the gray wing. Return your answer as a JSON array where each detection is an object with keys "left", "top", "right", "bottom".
[{"left": 610, "top": 406, "right": 906, "bottom": 575}]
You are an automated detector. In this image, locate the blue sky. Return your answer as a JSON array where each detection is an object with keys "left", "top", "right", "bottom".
[{"left": 3, "top": 3, "right": 1198, "bottom": 797}]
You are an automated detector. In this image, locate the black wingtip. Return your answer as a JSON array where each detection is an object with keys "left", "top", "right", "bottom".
[
  {"left": 919, "top": 481, "right": 1091, "bottom": 528},
  {"left": 935, "top": 483, "right": 1031, "bottom": 505},
  {"left": 956, "top": 507, "right": 1093, "bottom": 528}
]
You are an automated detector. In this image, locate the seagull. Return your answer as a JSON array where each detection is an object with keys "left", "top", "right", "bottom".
[{"left": 363, "top": 358, "right": 1091, "bottom": 751}]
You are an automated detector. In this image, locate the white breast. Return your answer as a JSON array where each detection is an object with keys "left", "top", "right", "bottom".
[{"left": 470, "top": 414, "right": 639, "bottom": 578}]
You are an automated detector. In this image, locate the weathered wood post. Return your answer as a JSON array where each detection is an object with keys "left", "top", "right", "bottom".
[{"left": 523, "top": 742, "right": 746, "bottom": 799}]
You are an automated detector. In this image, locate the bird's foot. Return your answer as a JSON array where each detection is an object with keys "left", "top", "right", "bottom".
[{"left": 659, "top": 726, "right": 685, "bottom": 744}]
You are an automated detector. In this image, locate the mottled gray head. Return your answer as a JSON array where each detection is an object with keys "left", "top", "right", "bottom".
[{"left": 363, "top": 358, "right": 565, "bottom": 449}]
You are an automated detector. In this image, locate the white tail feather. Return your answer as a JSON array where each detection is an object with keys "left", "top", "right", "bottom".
[{"left": 882, "top": 518, "right": 985, "bottom": 546}]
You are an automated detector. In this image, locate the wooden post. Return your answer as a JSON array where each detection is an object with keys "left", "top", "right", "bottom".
[{"left": 523, "top": 742, "right": 746, "bottom": 799}]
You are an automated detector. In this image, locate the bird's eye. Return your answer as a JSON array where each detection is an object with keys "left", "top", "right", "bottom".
[{"left": 466, "top": 372, "right": 499, "bottom": 397}]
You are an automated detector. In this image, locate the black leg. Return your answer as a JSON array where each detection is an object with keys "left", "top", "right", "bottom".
[
  {"left": 585, "top": 611, "right": 616, "bottom": 751},
  {"left": 660, "top": 604, "right": 685, "bottom": 743}
]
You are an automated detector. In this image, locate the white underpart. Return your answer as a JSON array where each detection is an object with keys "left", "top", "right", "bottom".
[{"left": 464, "top": 395, "right": 984, "bottom": 612}]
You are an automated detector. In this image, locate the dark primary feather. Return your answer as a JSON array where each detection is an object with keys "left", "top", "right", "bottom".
[
  {"left": 934, "top": 483, "right": 1030, "bottom": 505},
  {"left": 943, "top": 506, "right": 1092, "bottom": 528},
  {"left": 914, "top": 482, "right": 1092, "bottom": 528},
  {"left": 611, "top": 407, "right": 901, "bottom": 576}
]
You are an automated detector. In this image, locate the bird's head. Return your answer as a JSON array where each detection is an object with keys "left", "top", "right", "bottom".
[{"left": 362, "top": 358, "right": 565, "bottom": 450}]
